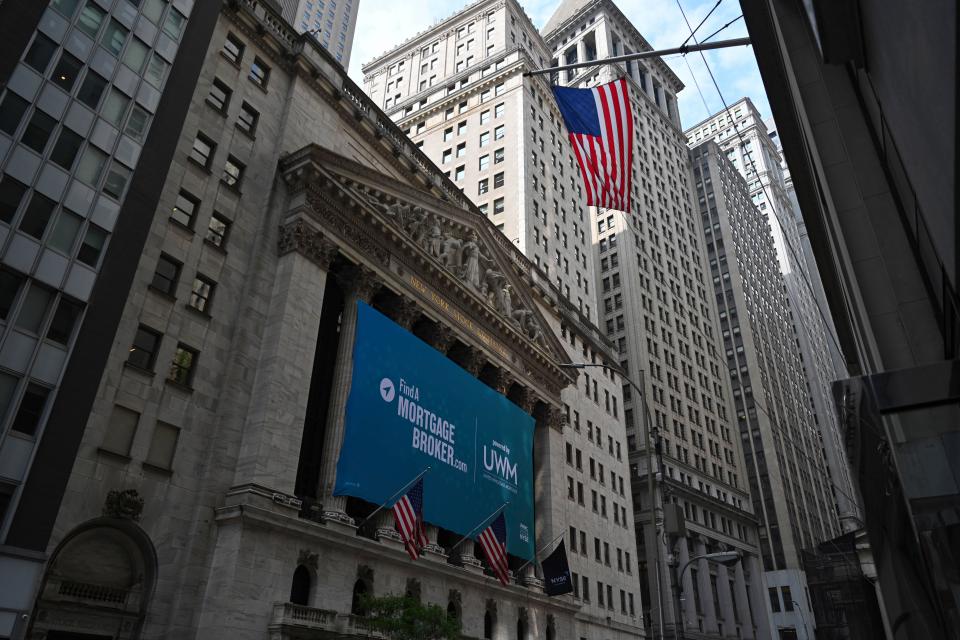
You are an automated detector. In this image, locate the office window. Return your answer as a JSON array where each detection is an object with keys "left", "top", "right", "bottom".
[
  {"left": 480, "top": 109, "right": 490, "bottom": 124},
  {"left": 456, "top": 142, "right": 466, "bottom": 158},
  {"left": 103, "top": 163, "right": 131, "bottom": 200},
  {"left": 495, "top": 102, "right": 505, "bottom": 117},
  {"left": 172, "top": 191, "right": 199, "bottom": 228},
  {"left": 164, "top": 9, "right": 186, "bottom": 40},
  {"left": 478, "top": 154, "right": 489, "bottom": 170},
  {"left": 189, "top": 275, "right": 215, "bottom": 313},
  {"left": 15, "top": 285, "right": 52, "bottom": 334},
  {"left": 145, "top": 421, "right": 180, "bottom": 470},
  {"left": 46, "top": 297, "right": 83, "bottom": 346},
  {"left": 479, "top": 132, "right": 490, "bottom": 147},
  {"left": 223, "top": 33, "right": 245, "bottom": 63},
  {"left": 454, "top": 165, "right": 465, "bottom": 181},
  {"left": 781, "top": 587, "right": 794, "bottom": 611},
  {"left": 19, "top": 193, "right": 56, "bottom": 239},
  {"left": 208, "top": 78, "right": 232, "bottom": 112},
  {"left": 102, "top": 89, "right": 130, "bottom": 128},
  {"left": 151, "top": 254, "right": 181, "bottom": 296},
  {"left": 494, "top": 125, "right": 504, "bottom": 139},
  {"left": 0, "top": 175, "right": 27, "bottom": 224},
  {"left": 222, "top": 156, "right": 245, "bottom": 188},
  {"left": 101, "top": 20, "right": 128, "bottom": 57},
  {"left": 478, "top": 178, "right": 489, "bottom": 195},
  {"left": 168, "top": 344, "right": 198, "bottom": 386},
  {"left": 77, "top": 71, "right": 108, "bottom": 109},
  {"left": 52, "top": 52, "right": 83, "bottom": 92},
  {"left": 767, "top": 587, "right": 780, "bottom": 613},
  {"left": 128, "top": 325, "right": 162, "bottom": 371},
  {"left": 122, "top": 38, "right": 149, "bottom": 73},
  {"left": 493, "top": 197, "right": 504, "bottom": 215},
  {"left": 51, "top": 129, "right": 84, "bottom": 171},
  {"left": 11, "top": 383, "right": 50, "bottom": 436},
  {"left": 189, "top": 133, "right": 216, "bottom": 169},
  {"left": 494, "top": 147, "right": 504, "bottom": 164},
  {"left": 76, "top": 224, "right": 106, "bottom": 267},
  {"left": 21, "top": 110, "right": 57, "bottom": 154},
  {"left": 101, "top": 405, "right": 139, "bottom": 456},
  {"left": 0, "top": 93, "right": 29, "bottom": 136},
  {"left": 23, "top": 34, "right": 57, "bottom": 74},
  {"left": 443, "top": 127, "right": 453, "bottom": 141},
  {"left": 124, "top": 106, "right": 150, "bottom": 141},
  {"left": 77, "top": 2, "right": 106, "bottom": 38},
  {"left": 237, "top": 102, "right": 260, "bottom": 135},
  {"left": 249, "top": 57, "right": 270, "bottom": 88},
  {"left": 76, "top": 146, "right": 108, "bottom": 187},
  {"left": 206, "top": 212, "right": 231, "bottom": 248},
  {"left": 493, "top": 172, "right": 504, "bottom": 188}
]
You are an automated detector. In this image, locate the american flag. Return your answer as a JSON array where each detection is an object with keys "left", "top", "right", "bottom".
[
  {"left": 392, "top": 477, "right": 429, "bottom": 560},
  {"left": 551, "top": 77, "right": 635, "bottom": 212},
  {"left": 477, "top": 512, "right": 510, "bottom": 586}
]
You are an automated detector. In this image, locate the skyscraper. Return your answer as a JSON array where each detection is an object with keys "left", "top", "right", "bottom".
[
  {"left": 365, "top": 1, "right": 772, "bottom": 638},
  {"left": 363, "top": 4, "right": 645, "bottom": 637},
  {"left": 685, "top": 99, "right": 860, "bottom": 530},
  {"left": 0, "top": 0, "right": 208, "bottom": 631},
  {"left": 0, "top": 2, "right": 641, "bottom": 638},
  {"left": 690, "top": 139, "right": 842, "bottom": 638},
  {"left": 278, "top": 0, "right": 360, "bottom": 67}
]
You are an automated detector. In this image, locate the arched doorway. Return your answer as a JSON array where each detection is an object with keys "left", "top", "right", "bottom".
[{"left": 28, "top": 517, "right": 157, "bottom": 639}]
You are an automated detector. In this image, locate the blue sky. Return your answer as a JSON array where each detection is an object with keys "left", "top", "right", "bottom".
[{"left": 347, "top": 0, "right": 770, "bottom": 129}]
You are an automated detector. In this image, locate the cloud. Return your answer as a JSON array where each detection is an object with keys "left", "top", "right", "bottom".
[{"left": 347, "top": 0, "right": 771, "bottom": 127}]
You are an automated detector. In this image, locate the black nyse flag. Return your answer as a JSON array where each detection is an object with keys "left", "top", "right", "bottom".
[{"left": 542, "top": 540, "right": 573, "bottom": 596}]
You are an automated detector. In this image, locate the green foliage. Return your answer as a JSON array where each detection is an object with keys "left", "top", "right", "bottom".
[{"left": 360, "top": 594, "right": 462, "bottom": 640}]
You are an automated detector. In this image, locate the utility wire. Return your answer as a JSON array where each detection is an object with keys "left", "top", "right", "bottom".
[
  {"left": 673, "top": 0, "right": 866, "bottom": 554},
  {"left": 674, "top": 0, "right": 850, "bottom": 373},
  {"left": 679, "top": 0, "right": 724, "bottom": 50},
  {"left": 700, "top": 14, "right": 743, "bottom": 44}
]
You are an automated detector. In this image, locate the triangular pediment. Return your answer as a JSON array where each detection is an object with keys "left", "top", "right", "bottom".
[{"left": 280, "top": 145, "right": 573, "bottom": 398}]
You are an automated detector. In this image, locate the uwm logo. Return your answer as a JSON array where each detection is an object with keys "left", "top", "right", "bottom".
[{"left": 483, "top": 446, "right": 518, "bottom": 484}]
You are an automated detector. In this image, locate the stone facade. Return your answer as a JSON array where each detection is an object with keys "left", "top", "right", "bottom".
[{"left": 20, "top": 2, "right": 646, "bottom": 640}]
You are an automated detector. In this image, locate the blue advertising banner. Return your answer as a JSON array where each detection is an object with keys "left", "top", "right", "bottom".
[{"left": 335, "top": 301, "right": 535, "bottom": 560}]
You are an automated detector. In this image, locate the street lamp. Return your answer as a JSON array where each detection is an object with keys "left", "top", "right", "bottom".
[
  {"left": 558, "top": 361, "right": 664, "bottom": 638},
  {"left": 672, "top": 551, "right": 742, "bottom": 640}
]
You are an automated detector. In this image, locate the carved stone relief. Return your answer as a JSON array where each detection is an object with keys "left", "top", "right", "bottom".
[{"left": 365, "top": 191, "right": 548, "bottom": 348}]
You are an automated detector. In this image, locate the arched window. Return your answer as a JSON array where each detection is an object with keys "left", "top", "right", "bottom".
[
  {"left": 351, "top": 579, "right": 369, "bottom": 615},
  {"left": 484, "top": 610, "right": 494, "bottom": 639},
  {"left": 546, "top": 624, "right": 555, "bottom": 640},
  {"left": 517, "top": 616, "right": 528, "bottom": 640},
  {"left": 290, "top": 565, "right": 311, "bottom": 605},
  {"left": 447, "top": 600, "right": 459, "bottom": 620}
]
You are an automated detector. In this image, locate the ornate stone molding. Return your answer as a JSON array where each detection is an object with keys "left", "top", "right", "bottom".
[
  {"left": 278, "top": 219, "right": 338, "bottom": 269},
  {"left": 491, "top": 368, "right": 514, "bottom": 395},
  {"left": 460, "top": 347, "right": 486, "bottom": 377},
  {"left": 421, "top": 322, "right": 457, "bottom": 353},
  {"left": 381, "top": 295, "right": 421, "bottom": 330},
  {"left": 339, "top": 264, "right": 381, "bottom": 302},
  {"left": 543, "top": 405, "right": 567, "bottom": 432}
]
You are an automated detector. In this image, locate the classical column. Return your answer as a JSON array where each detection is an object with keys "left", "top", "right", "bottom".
[
  {"left": 695, "top": 539, "right": 718, "bottom": 632},
  {"left": 733, "top": 556, "right": 756, "bottom": 638},
  {"left": 373, "top": 296, "right": 419, "bottom": 546},
  {"left": 233, "top": 220, "right": 337, "bottom": 494},
  {"left": 459, "top": 538, "right": 483, "bottom": 573},
  {"left": 415, "top": 322, "right": 456, "bottom": 559},
  {"left": 318, "top": 265, "right": 381, "bottom": 525},
  {"left": 716, "top": 564, "right": 734, "bottom": 634}
]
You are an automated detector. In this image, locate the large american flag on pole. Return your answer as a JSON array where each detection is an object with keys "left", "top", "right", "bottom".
[
  {"left": 551, "top": 77, "right": 635, "bottom": 212},
  {"left": 477, "top": 512, "right": 510, "bottom": 586},
  {"left": 392, "top": 477, "right": 429, "bottom": 560}
]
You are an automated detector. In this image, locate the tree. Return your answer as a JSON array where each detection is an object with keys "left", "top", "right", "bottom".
[{"left": 360, "top": 594, "right": 461, "bottom": 640}]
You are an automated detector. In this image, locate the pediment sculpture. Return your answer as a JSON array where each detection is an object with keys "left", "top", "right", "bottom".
[{"left": 375, "top": 197, "right": 546, "bottom": 348}]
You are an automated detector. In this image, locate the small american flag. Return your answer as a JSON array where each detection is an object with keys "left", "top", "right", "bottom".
[
  {"left": 477, "top": 512, "right": 510, "bottom": 586},
  {"left": 552, "top": 77, "right": 635, "bottom": 212},
  {"left": 392, "top": 477, "right": 429, "bottom": 560}
]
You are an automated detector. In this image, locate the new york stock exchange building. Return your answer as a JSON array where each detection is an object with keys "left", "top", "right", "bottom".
[{"left": 4, "top": 2, "right": 645, "bottom": 639}]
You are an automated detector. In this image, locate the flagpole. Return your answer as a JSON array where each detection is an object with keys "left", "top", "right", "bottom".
[
  {"left": 449, "top": 501, "right": 510, "bottom": 552},
  {"left": 355, "top": 466, "right": 431, "bottom": 529},
  {"left": 522, "top": 37, "right": 751, "bottom": 77},
  {"left": 513, "top": 531, "right": 566, "bottom": 576}
]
